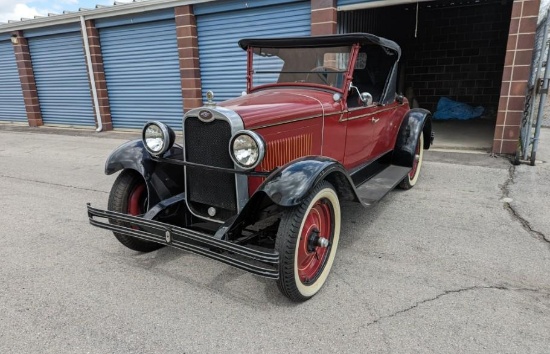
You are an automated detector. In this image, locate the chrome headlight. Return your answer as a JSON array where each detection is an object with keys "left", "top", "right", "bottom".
[
  {"left": 142, "top": 121, "right": 175, "bottom": 156},
  {"left": 229, "top": 130, "right": 265, "bottom": 169}
]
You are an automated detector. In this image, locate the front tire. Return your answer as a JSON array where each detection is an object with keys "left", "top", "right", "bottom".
[
  {"left": 108, "top": 170, "right": 163, "bottom": 252},
  {"left": 398, "top": 132, "right": 424, "bottom": 190},
  {"left": 275, "top": 181, "right": 341, "bottom": 302}
]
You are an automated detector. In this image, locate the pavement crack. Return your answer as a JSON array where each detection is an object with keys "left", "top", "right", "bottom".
[
  {"left": 500, "top": 165, "right": 514, "bottom": 199},
  {"left": 499, "top": 166, "right": 550, "bottom": 246},
  {"left": 362, "top": 286, "right": 478, "bottom": 328},
  {"left": 505, "top": 203, "right": 550, "bottom": 244},
  {"left": 0, "top": 174, "right": 108, "bottom": 194},
  {"left": 358, "top": 285, "right": 550, "bottom": 330}
]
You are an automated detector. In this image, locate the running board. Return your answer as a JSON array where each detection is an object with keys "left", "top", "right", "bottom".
[{"left": 355, "top": 165, "right": 411, "bottom": 207}]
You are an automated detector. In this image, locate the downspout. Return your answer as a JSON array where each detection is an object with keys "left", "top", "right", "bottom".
[{"left": 80, "top": 15, "right": 103, "bottom": 132}]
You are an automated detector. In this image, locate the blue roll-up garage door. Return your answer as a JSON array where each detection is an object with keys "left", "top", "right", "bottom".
[
  {"left": 99, "top": 19, "right": 183, "bottom": 130},
  {"left": 27, "top": 31, "right": 95, "bottom": 126},
  {"left": 0, "top": 39, "right": 27, "bottom": 122},
  {"left": 196, "top": 1, "right": 311, "bottom": 102}
]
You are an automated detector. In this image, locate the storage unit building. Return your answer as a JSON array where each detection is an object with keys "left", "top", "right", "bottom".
[{"left": 0, "top": 0, "right": 541, "bottom": 155}]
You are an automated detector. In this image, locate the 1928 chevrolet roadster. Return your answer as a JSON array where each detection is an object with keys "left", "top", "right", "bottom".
[{"left": 87, "top": 33, "right": 433, "bottom": 301}]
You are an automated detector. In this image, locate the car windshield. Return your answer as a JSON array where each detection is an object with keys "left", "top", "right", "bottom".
[{"left": 250, "top": 46, "right": 352, "bottom": 90}]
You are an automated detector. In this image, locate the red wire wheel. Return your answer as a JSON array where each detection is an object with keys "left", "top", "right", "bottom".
[
  {"left": 296, "top": 200, "right": 333, "bottom": 284},
  {"left": 108, "top": 171, "right": 163, "bottom": 252},
  {"left": 127, "top": 183, "right": 146, "bottom": 216},
  {"left": 275, "top": 181, "right": 341, "bottom": 302},
  {"left": 399, "top": 132, "right": 424, "bottom": 190}
]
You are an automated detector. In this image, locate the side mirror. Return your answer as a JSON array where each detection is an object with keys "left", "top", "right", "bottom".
[
  {"left": 360, "top": 92, "right": 373, "bottom": 106},
  {"left": 349, "top": 82, "right": 373, "bottom": 107}
]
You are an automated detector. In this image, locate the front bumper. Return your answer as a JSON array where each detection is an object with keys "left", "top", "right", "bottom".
[{"left": 87, "top": 204, "right": 279, "bottom": 279}]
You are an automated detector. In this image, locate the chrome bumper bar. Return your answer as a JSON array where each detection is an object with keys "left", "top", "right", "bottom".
[{"left": 87, "top": 204, "right": 279, "bottom": 279}]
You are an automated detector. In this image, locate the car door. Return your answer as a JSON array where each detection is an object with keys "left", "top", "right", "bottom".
[
  {"left": 343, "top": 49, "right": 400, "bottom": 168},
  {"left": 343, "top": 101, "right": 384, "bottom": 169}
]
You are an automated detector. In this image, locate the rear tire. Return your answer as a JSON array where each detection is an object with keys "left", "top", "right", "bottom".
[
  {"left": 275, "top": 181, "right": 341, "bottom": 302},
  {"left": 398, "top": 132, "right": 424, "bottom": 190},
  {"left": 108, "top": 171, "right": 163, "bottom": 252}
]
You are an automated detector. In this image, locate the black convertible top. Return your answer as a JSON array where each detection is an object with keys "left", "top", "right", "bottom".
[{"left": 238, "top": 33, "right": 401, "bottom": 58}]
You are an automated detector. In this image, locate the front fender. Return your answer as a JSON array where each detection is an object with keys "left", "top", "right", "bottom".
[
  {"left": 220, "top": 156, "right": 360, "bottom": 240},
  {"left": 105, "top": 140, "right": 184, "bottom": 207},
  {"left": 259, "top": 156, "right": 358, "bottom": 207},
  {"left": 392, "top": 108, "right": 432, "bottom": 168}
]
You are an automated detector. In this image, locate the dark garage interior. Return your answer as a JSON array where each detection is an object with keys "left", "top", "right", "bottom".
[{"left": 338, "top": 0, "right": 514, "bottom": 151}]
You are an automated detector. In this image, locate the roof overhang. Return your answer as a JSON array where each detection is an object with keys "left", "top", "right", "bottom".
[
  {"left": 337, "top": 0, "right": 435, "bottom": 12},
  {"left": 0, "top": 0, "right": 214, "bottom": 33}
]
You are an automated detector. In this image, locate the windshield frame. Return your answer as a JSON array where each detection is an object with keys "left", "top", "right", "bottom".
[{"left": 246, "top": 44, "right": 360, "bottom": 95}]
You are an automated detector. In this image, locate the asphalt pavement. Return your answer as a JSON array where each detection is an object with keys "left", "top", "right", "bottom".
[{"left": 0, "top": 125, "right": 549, "bottom": 354}]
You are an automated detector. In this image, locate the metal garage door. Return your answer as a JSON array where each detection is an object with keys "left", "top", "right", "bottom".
[
  {"left": 196, "top": 1, "right": 311, "bottom": 102},
  {"left": 99, "top": 19, "right": 183, "bottom": 129},
  {"left": 0, "top": 39, "right": 27, "bottom": 122},
  {"left": 28, "top": 31, "right": 95, "bottom": 126}
]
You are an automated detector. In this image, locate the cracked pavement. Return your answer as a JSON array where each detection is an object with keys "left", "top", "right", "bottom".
[
  {"left": 0, "top": 127, "right": 549, "bottom": 353},
  {"left": 506, "top": 129, "right": 550, "bottom": 248}
]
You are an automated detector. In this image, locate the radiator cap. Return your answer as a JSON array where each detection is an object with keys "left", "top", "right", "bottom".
[{"left": 205, "top": 90, "right": 216, "bottom": 107}]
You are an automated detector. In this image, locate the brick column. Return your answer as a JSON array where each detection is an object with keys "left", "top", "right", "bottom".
[
  {"left": 11, "top": 31, "right": 42, "bottom": 127},
  {"left": 175, "top": 5, "right": 203, "bottom": 112},
  {"left": 85, "top": 20, "right": 113, "bottom": 131},
  {"left": 311, "top": 0, "right": 337, "bottom": 35},
  {"left": 494, "top": 0, "right": 540, "bottom": 154}
]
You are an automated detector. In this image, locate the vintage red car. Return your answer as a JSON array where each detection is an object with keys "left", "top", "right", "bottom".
[{"left": 87, "top": 33, "right": 433, "bottom": 301}]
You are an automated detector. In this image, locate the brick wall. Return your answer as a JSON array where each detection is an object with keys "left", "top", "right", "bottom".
[
  {"left": 403, "top": 1, "right": 513, "bottom": 113},
  {"left": 312, "top": 0, "right": 337, "bottom": 35},
  {"left": 175, "top": 5, "right": 203, "bottom": 112},
  {"left": 493, "top": 0, "right": 539, "bottom": 154},
  {"left": 11, "top": 31, "right": 42, "bottom": 127}
]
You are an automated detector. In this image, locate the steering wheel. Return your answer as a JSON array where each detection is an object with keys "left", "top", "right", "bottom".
[{"left": 307, "top": 66, "right": 338, "bottom": 86}]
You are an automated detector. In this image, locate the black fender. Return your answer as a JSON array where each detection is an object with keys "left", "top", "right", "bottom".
[
  {"left": 258, "top": 156, "right": 359, "bottom": 207},
  {"left": 392, "top": 108, "right": 432, "bottom": 168},
  {"left": 105, "top": 139, "right": 184, "bottom": 208},
  {"left": 221, "top": 156, "right": 360, "bottom": 239}
]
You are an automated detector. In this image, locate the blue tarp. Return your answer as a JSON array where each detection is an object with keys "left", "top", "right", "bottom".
[{"left": 433, "top": 97, "right": 484, "bottom": 120}]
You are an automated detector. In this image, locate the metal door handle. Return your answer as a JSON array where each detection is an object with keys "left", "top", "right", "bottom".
[{"left": 371, "top": 117, "right": 379, "bottom": 123}]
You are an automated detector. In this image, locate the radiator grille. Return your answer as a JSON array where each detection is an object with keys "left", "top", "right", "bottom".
[{"left": 185, "top": 117, "right": 236, "bottom": 218}]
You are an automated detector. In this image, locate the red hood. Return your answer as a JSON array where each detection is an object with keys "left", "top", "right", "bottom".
[{"left": 218, "top": 89, "right": 339, "bottom": 129}]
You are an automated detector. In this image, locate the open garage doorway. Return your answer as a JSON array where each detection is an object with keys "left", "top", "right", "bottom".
[{"left": 338, "top": 0, "right": 514, "bottom": 152}]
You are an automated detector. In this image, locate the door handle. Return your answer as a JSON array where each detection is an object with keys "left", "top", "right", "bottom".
[{"left": 371, "top": 117, "right": 379, "bottom": 123}]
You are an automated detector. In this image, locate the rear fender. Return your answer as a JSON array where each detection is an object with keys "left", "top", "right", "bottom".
[
  {"left": 392, "top": 108, "right": 432, "bottom": 168},
  {"left": 105, "top": 139, "right": 184, "bottom": 208}
]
